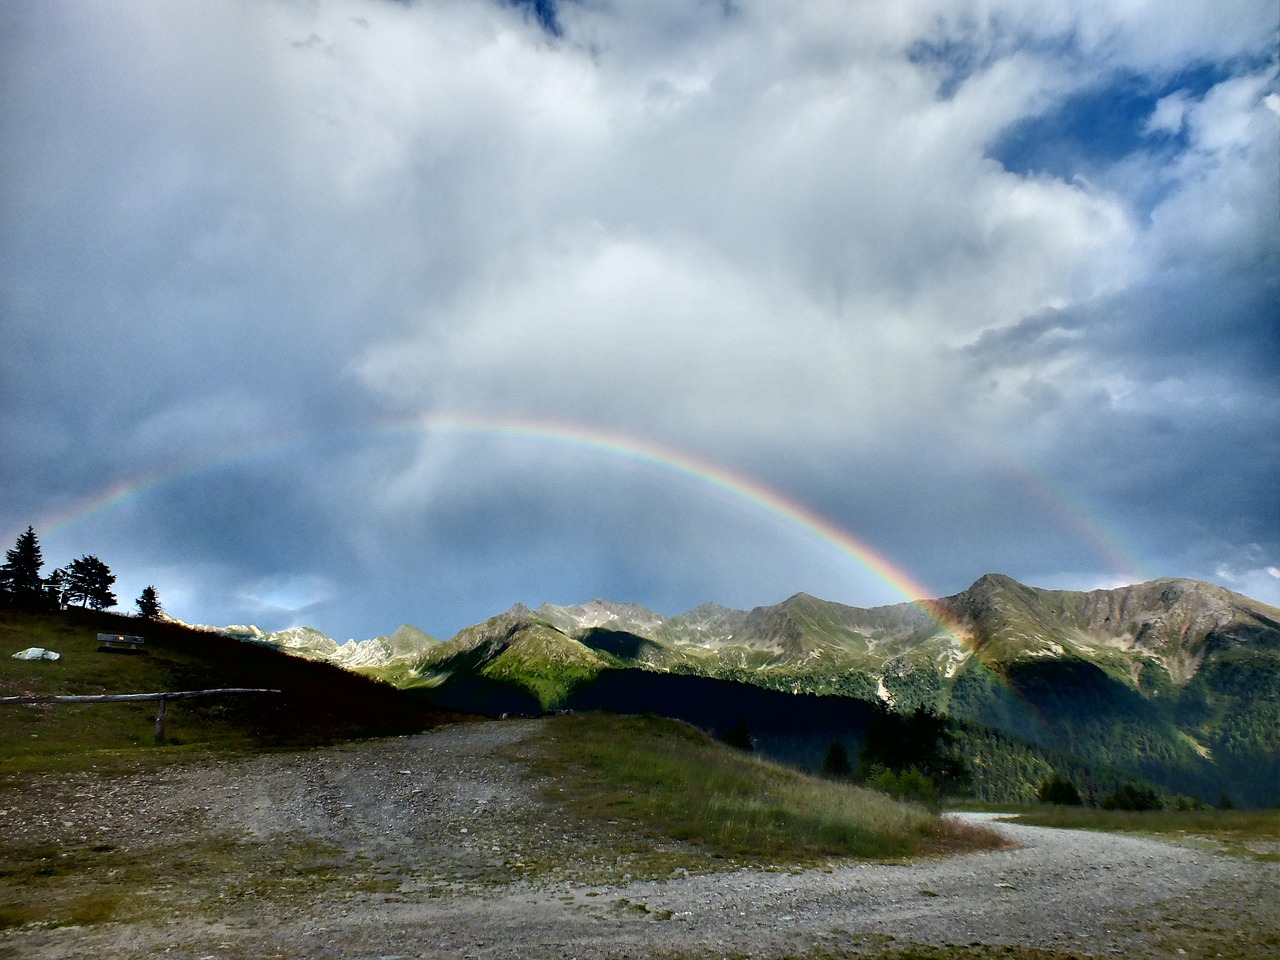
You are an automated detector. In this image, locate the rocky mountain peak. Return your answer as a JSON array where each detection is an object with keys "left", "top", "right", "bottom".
[
  {"left": 966, "top": 573, "right": 1020, "bottom": 593},
  {"left": 535, "top": 598, "right": 666, "bottom": 636}
]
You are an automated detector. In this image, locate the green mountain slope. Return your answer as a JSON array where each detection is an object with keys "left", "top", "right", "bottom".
[
  {"left": 409, "top": 604, "right": 610, "bottom": 709},
  {"left": 200, "top": 573, "right": 1276, "bottom": 804},
  {"left": 933, "top": 576, "right": 1280, "bottom": 804},
  {"left": 381, "top": 575, "right": 1278, "bottom": 805}
]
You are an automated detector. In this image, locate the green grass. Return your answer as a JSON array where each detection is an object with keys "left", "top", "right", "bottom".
[
  {"left": 1008, "top": 805, "right": 1280, "bottom": 860},
  {"left": 538, "top": 713, "right": 1005, "bottom": 866},
  {"left": 0, "top": 606, "right": 455, "bottom": 773},
  {"left": 0, "top": 835, "right": 361, "bottom": 930},
  {"left": 0, "top": 608, "right": 242, "bottom": 766}
]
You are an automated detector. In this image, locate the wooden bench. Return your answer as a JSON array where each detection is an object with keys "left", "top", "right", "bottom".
[{"left": 97, "top": 633, "right": 147, "bottom": 654}]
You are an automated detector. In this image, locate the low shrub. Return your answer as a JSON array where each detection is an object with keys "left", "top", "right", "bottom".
[
  {"left": 1101, "top": 782, "right": 1162, "bottom": 811},
  {"left": 1037, "top": 773, "right": 1083, "bottom": 806}
]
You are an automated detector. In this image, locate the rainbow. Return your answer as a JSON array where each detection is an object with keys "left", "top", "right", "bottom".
[
  {"left": 949, "top": 422, "right": 1147, "bottom": 584},
  {"left": 389, "top": 410, "right": 949, "bottom": 603},
  {"left": 34, "top": 411, "right": 968, "bottom": 636}
]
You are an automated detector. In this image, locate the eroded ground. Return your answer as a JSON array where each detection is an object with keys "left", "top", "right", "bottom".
[{"left": 1, "top": 718, "right": 1275, "bottom": 959}]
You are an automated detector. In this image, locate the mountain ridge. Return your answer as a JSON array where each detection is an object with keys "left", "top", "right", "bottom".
[
  {"left": 221, "top": 574, "right": 1278, "bottom": 690},
  {"left": 215, "top": 574, "right": 1279, "bottom": 804}
]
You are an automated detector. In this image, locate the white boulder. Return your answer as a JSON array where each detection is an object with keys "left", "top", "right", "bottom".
[{"left": 12, "top": 647, "right": 60, "bottom": 661}]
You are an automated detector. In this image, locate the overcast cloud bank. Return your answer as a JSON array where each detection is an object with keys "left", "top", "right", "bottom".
[{"left": 2, "top": 0, "right": 1276, "bottom": 638}]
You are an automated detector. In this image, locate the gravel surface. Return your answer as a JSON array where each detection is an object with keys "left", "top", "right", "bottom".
[{"left": 1, "top": 718, "right": 1275, "bottom": 959}]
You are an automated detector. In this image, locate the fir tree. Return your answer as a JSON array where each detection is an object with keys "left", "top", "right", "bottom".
[
  {"left": 1037, "top": 773, "right": 1083, "bottom": 805},
  {"left": 1101, "top": 782, "right": 1162, "bottom": 811},
  {"left": 1, "top": 526, "right": 45, "bottom": 605},
  {"left": 136, "top": 585, "right": 162, "bottom": 619},
  {"left": 820, "top": 739, "right": 852, "bottom": 778},
  {"left": 857, "top": 705, "right": 968, "bottom": 793}
]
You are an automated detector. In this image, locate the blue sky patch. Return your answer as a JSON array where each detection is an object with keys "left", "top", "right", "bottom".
[
  {"left": 507, "top": 0, "right": 562, "bottom": 36},
  {"left": 988, "top": 64, "right": 1232, "bottom": 180}
]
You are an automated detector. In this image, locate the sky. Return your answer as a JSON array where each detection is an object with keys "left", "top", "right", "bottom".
[{"left": 2, "top": 0, "right": 1277, "bottom": 642}]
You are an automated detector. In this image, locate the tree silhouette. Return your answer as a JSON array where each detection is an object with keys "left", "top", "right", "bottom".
[
  {"left": 857, "top": 705, "right": 968, "bottom": 793},
  {"left": 1, "top": 526, "right": 45, "bottom": 605},
  {"left": 719, "top": 718, "right": 754, "bottom": 751},
  {"left": 1101, "top": 782, "right": 1162, "bottom": 811},
  {"left": 1037, "top": 773, "right": 1083, "bottom": 805},
  {"left": 65, "top": 555, "right": 117, "bottom": 610},
  {"left": 821, "top": 739, "right": 852, "bottom": 778},
  {"left": 136, "top": 585, "right": 162, "bottom": 619}
]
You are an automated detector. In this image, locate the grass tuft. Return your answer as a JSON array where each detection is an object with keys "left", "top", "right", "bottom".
[{"left": 538, "top": 713, "right": 1004, "bottom": 865}]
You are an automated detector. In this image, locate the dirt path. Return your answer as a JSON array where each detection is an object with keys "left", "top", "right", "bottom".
[{"left": 2, "top": 718, "right": 1275, "bottom": 959}]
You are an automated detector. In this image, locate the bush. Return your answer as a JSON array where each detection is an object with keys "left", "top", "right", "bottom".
[
  {"left": 897, "top": 767, "right": 940, "bottom": 806},
  {"left": 1101, "top": 782, "right": 1162, "bottom": 811},
  {"left": 1037, "top": 773, "right": 1083, "bottom": 806}
]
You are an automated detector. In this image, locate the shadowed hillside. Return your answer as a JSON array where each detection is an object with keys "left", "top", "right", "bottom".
[{"left": 0, "top": 607, "right": 461, "bottom": 769}]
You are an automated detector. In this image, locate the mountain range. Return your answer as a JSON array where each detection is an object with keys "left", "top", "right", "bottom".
[
  {"left": 227, "top": 574, "right": 1280, "bottom": 806},
  {"left": 218, "top": 622, "right": 435, "bottom": 670}
]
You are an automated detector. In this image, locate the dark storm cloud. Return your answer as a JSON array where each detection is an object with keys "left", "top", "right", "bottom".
[{"left": 3, "top": 0, "right": 1277, "bottom": 637}]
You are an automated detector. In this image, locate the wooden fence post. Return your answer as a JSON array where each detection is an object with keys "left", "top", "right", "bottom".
[{"left": 154, "top": 696, "right": 168, "bottom": 740}]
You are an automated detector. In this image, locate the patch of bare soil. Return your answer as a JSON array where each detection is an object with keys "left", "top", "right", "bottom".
[{"left": 1, "top": 718, "right": 1275, "bottom": 960}]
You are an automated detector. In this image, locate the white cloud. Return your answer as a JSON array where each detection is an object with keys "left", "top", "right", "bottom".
[
  {"left": 3, "top": 0, "right": 1276, "bottom": 635},
  {"left": 1146, "top": 91, "right": 1191, "bottom": 135},
  {"left": 1214, "top": 556, "right": 1280, "bottom": 608},
  {"left": 339, "top": 4, "right": 1144, "bottom": 468}
]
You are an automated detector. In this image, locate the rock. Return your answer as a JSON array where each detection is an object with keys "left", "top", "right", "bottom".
[{"left": 12, "top": 647, "right": 60, "bottom": 661}]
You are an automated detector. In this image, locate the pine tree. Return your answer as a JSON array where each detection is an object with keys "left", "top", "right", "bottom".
[
  {"left": 857, "top": 705, "right": 968, "bottom": 793},
  {"left": 821, "top": 739, "right": 853, "bottom": 778},
  {"left": 64, "top": 555, "right": 118, "bottom": 610},
  {"left": 1, "top": 526, "right": 45, "bottom": 605},
  {"left": 136, "top": 585, "right": 162, "bottom": 619}
]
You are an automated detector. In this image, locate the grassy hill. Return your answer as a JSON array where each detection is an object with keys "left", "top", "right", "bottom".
[{"left": 0, "top": 607, "right": 460, "bottom": 771}]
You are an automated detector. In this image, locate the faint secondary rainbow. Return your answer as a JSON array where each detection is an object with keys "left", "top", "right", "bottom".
[
  {"left": 35, "top": 411, "right": 965, "bottom": 638},
  {"left": 947, "top": 420, "right": 1147, "bottom": 584}
]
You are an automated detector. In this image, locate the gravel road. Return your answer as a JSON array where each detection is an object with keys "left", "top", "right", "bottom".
[{"left": 2, "top": 718, "right": 1275, "bottom": 959}]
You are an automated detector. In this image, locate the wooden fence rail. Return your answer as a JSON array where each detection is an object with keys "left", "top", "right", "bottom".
[{"left": 0, "top": 688, "right": 282, "bottom": 739}]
